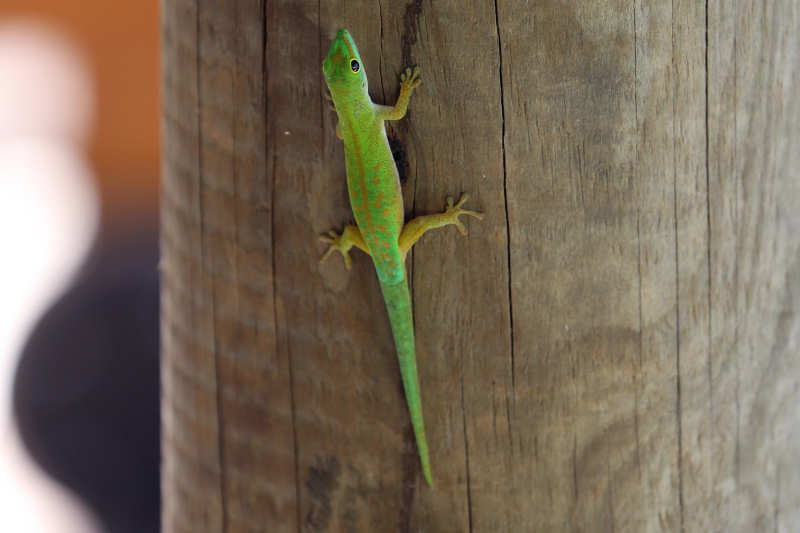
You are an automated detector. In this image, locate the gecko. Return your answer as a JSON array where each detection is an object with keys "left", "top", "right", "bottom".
[{"left": 320, "top": 28, "right": 482, "bottom": 487}]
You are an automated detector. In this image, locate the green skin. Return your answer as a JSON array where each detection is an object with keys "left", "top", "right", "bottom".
[{"left": 320, "top": 29, "right": 482, "bottom": 487}]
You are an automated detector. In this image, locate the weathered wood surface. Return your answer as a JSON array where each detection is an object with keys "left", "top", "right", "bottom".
[{"left": 160, "top": 0, "right": 800, "bottom": 531}]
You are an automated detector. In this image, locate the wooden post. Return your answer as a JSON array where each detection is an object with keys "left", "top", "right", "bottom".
[{"left": 161, "top": 1, "right": 800, "bottom": 531}]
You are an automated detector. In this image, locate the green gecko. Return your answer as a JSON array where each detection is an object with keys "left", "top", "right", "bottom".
[{"left": 320, "top": 28, "right": 482, "bottom": 487}]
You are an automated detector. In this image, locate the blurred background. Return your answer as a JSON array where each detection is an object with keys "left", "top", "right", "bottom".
[{"left": 0, "top": 1, "right": 159, "bottom": 531}]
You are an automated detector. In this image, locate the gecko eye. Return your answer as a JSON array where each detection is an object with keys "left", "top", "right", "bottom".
[{"left": 350, "top": 59, "right": 360, "bottom": 73}]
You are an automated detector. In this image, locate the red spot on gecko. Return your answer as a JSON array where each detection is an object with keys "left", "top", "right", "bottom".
[{"left": 374, "top": 192, "right": 385, "bottom": 210}]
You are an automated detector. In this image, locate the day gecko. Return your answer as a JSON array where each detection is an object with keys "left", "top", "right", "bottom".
[{"left": 320, "top": 28, "right": 482, "bottom": 487}]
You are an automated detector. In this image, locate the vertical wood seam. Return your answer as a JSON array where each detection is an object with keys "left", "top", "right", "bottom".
[
  {"left": 773, "top": 465, "right": 781, "bottom": 532},
  {"left": 732, "top": 0, "right": 741, "bottom": 489},
  {"left": 494, "top": 0, "right": 515, "bottom": 395},
  {"left": 195, "top": 5, "right": 228, "bottom": 530},
  {"left": 377, "top": 0, "right": 386, "bottom": 101},
  {"left": 400, "top": 0, "right": 420, "bottom": 321},
  {"left": 195, "top": 4, "right": 228, "bottom": 533},
  {"left": 633, "top": 0, "right": 644, "bottom": 482},
  {"left": 460, "top": 372, "right": 474, "bottom": 533},
  {"left": 572, "top": 435, "right": 578, "bottom": 501},
  {"left": 318, "top": 0, "right": 325, "bottom": 134},
  {"left": 704, "top": 0, "right": 714, "bottom": 457},
  {"left": 635, "top": 210, "right": 643, "bottom": 478},
  {"left": 670, "top": 1, "right": 685, "bottom": 531},
  {"left": 262, "top": 2, "right": 302, "bottom": 529}
]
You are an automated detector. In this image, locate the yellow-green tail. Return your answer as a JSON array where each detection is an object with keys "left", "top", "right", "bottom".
[{"left": 378, "top": 278, "right": 434, "bottom": 487}]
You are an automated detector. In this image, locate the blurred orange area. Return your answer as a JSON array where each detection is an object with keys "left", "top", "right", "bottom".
[{"left": 0, "top": 0, "right": 159, "bottom": 215}]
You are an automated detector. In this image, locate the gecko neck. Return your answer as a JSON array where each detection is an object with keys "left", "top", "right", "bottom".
[{"left": 330, "top": 84, "right": 373, "bottom": 122}]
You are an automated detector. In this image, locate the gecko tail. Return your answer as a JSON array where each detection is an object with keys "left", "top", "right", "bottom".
[{"left": 378, "top": 279, "right": 434, "bottom": 487}]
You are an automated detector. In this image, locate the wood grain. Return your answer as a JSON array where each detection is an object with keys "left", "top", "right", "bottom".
[{"left": 161, "top": 0, "right": 800, "bottom": 531}]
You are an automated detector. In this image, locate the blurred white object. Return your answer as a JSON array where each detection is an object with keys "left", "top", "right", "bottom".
[
  {"left": 0, "top": 21, "right": 93, "bottom": 143},
  {"left": 0, "top": 20, "right": 100, "bottom": 532}
]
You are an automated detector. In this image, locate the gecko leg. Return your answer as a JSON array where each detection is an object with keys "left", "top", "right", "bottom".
[
  {"left": 399, "top": 194, "right": 483, "bottom": 257},
  {"left": 375, "top": 66, "right": 421, "bottom": 121},
  {"left": 319, "top": 224, "right": 370, "bottom": 269}
]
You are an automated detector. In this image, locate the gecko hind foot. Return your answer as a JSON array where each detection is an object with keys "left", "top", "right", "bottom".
[
  {"left": 319, "top": 230, "right": 353, "bottom": 269},
  {"left": 444, "top": 194, "right": 484, "bottom": 235}
]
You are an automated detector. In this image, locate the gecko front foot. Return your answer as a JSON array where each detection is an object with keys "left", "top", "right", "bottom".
[
  {"left": 443, "top": 194, "right": 484, "bottom": 235},
  {"left": 400, "top": 66, "right": 421, "bottom": 91}
]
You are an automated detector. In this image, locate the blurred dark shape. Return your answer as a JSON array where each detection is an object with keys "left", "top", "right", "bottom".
[{"left": 13, "top": 223, "right": 160, "bottom": 533}]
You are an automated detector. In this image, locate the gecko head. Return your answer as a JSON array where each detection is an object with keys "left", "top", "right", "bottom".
[{"left": 322, "top": 29, "right": 367, "bottom": 91}]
